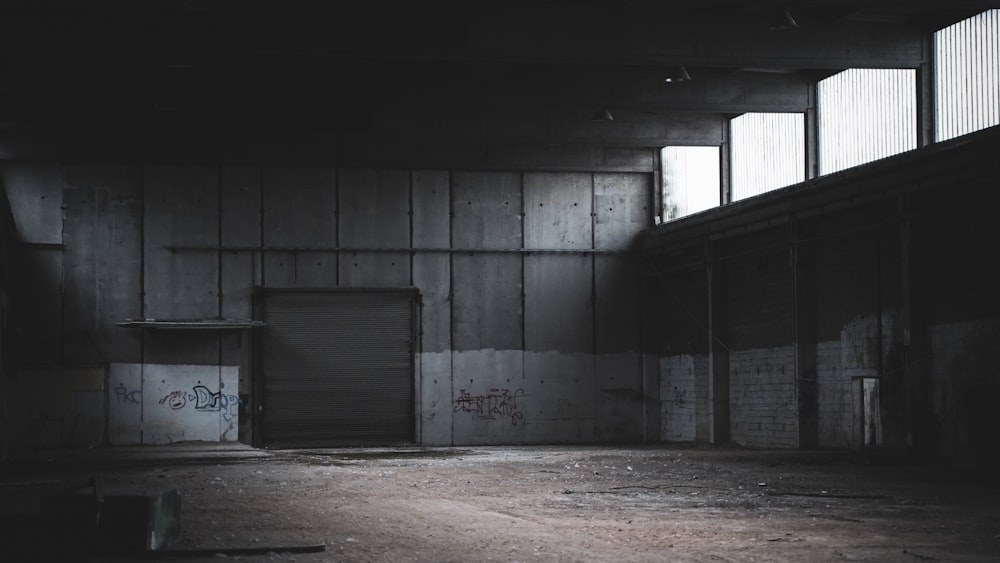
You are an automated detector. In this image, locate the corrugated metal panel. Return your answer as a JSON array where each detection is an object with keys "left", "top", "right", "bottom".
[
  {"left": 818, "top": 69, "right": 917, "bottom": 175},
  {"left": 260, "top": 290, "right": 415, "bottom": 447},
  {"left": 730, "top": 113, "right": 805, "bottom": 201},
  {"left": 661, "top": 146, "right": 721, "bottom": 221},
  {"left": 935, "top": 10, "right": 1000, "bottom": 142}
]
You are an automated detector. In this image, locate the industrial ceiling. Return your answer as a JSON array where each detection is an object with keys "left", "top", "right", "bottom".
[{"left": 0, "top": 1, "right": 997, "bottom": 145}]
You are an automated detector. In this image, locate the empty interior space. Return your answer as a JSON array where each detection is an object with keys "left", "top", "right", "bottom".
[{"left": 1, "top": 1, "right": 999, "bottom": 561}]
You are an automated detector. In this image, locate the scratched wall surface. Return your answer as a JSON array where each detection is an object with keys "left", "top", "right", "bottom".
[{"left": 109, "top": 363, "right": 239, "bottom": 445}]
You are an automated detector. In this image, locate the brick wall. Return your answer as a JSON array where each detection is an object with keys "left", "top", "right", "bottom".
[
  {"left": 659, "top": 354, "right": 707, "bottom": 441},
  {"left": 729, "top": 346, "right": 798, "bottom": 447}
]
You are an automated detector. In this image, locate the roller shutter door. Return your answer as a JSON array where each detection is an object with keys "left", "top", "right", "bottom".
[{"left": 259, "top": 289, "right": 416, "bottom": 448}]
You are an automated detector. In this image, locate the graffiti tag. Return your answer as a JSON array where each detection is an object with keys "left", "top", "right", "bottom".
[
  {"left": 673, "top": 386, "right": 687, "bottom": 408},
  {"left": 158, "top": 385, "right": 240, "bottom": 422},
  {"left": 113, "top": 383, "right": 142, "bottom": 405},
  {"left": 453, "top": 388, "right": 525, "bottom": 425},
  {"left": 159, "top": 390, "right": 187, "bottom": 410}
]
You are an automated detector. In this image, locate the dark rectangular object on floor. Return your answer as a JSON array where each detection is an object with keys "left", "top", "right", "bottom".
[{"left": 98, "top": 488, "right": 181, "bottom": 552}]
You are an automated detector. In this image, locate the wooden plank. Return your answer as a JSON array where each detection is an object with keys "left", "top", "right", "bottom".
[
  {"left": 62, "top": 165, "right": 143, "bottom": 364},
  {"left": 594, "top": 172, "right": 653, "bottom": 250},
  {"left": 262, "top": 166, "right": 337, "bottom": 287},
  {"left": 338, "top": 168, "right": 410, "bottom": 287},
  {"left": 523, "top": 172, "right": 592, "bottom": 250}
]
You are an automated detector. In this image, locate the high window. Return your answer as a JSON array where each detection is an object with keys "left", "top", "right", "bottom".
[
  {"left": 935, "top": 10, "right": 1000, "bottom": 141},
  {"left": 660, "top": 146, "right": 721, "bottom": 222},
  {"left": 729, "top": 113, "right": 804, "bottom": 201},
  {"left": 817, "top": 69, "right": 917, "bottom": 175}
]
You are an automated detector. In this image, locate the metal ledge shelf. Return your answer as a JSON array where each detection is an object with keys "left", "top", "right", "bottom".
[{"left": 116, "top": 319, "right": 266, "bottom": 330}]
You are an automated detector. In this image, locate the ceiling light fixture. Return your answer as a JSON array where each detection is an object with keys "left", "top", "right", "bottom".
[
  {"left": 591, "top": 108, "right": 615, "bottom": 121},
  {"left": 769, "top": 6, "right": 798, "bottom": 31},
  {"left": 664, "top": 66, "right": 692, "bottom": 83}
]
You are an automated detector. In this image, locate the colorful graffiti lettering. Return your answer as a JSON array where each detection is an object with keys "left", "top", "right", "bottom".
[
  {"left": 453, "top": 388, "right": 525, "bottom": 425},
  {"left": 192, "top": 385, "right": 239, "bottom": 422},
  {"left": 158, "top": 385, "right": 240, "bottom": 422},
  {"left": 159, "top": 390, "right": 187, "bottom": 410},
  {"left": 113, "top": 383, "right": 142, "bottom": 405}
]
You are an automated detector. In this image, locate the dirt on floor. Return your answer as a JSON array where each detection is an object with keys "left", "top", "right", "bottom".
[{"left": 1, "top": 443, "right": 999, "bottom": 562}]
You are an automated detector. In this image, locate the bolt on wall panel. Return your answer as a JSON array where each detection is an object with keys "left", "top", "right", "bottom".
[
  {"left": 261, "top": 167, "right": 337, "bottom": 287},
  {"left": 338, "top": 168, "right": 411, "bottom": 287},
  {"left": 594, "top": 172, "right": 652, "bottom": 249},
  {"left": 1, "top": 163, "right": 63, "bottom": 244},
  {"left": 523, "top": 172, "right": 592, "bottom": 250},
  {"left": 62, "top": 166, "right": 143, "bottom": 365},
  {"left": 451, "top": 171, "right": 522, "bottom": 249},
  {"left": 142, "top": 165, "right": 219, "bottom": 320}
]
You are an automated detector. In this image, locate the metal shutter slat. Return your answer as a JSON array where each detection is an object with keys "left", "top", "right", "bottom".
[{"left": 260, "top": 290, "right": 415, "bottom": 448}]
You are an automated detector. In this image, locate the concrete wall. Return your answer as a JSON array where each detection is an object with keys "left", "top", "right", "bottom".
[
  {"left": 109, "top": 363, "right": 239, "bottom": 445},
  {"left": 5, "top": 367, "right": 106, "bottom": 449},
  {"left": 0, "top": 187, "right": 14, "bottom": 459},
  {"left": 1, "top": 160, "right": 654, "bottom": 448},
  {"left": 647, "top": 127, "right": 1000, "bottom": 464}
]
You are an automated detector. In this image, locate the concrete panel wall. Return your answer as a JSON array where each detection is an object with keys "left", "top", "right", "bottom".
[
  {"left": 110, "top": 363, "right": 239, "bottom": 445},
  {"left": 6, "top": 160, "right": 654, "bottom": 448},
  {"left": 109, "top": 362, "right": 142, "bottom": 445},
  {"left": 338, "top": 168, "right": 410, "bottom": 287},
  {"left": 7, "top": 367, "right": 105, "bottom": 449},
  {"left": 1, "top": 163, "right": 64, "bottom": 364},
  {"left": 143, "top": 166, "right": 220, "bottom": 366},
  {"left": 412, "top": 170, "right": 452, "bottom": 445},
  {"left": 1, "top": 163, "right": 63, "bottom": 244},
  {"left": 220, "top": 165, "right": 261, "bottom": 441},
  {"left": 594, "top": 173, "right": 649, "bottom": 441},
  {"left": 262, "top": 167, "right": 337, "bottom": 286},
  {"left": 62, "top": 166, "right": 143, "bottom": 365}
]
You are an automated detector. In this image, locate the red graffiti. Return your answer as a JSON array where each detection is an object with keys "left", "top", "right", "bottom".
[{"left": 159, "top": 390, "right": 187, "bottom": 410}]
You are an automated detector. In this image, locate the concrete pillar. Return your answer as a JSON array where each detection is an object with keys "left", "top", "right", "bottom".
[{"left": 707, "top": 239, "right": 730, "bottom": 445}]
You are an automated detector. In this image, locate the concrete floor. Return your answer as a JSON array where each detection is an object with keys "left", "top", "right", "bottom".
[{"left": 1, "top": 443, "right": 998, "bottom": 562}]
